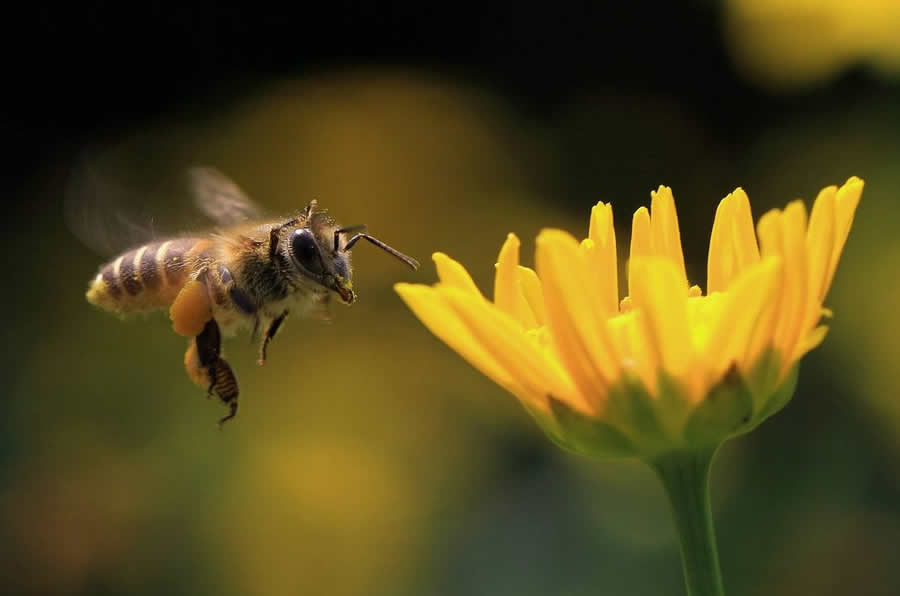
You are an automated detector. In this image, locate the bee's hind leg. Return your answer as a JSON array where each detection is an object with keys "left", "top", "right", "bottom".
[
  {"left": 212, "top": 362, "right": 239, "bottom": 428},
  {"left": 184, "top": 319, "right": 240, "bottom": 427},
  {"left": 197, "top": 319, "right": 225, "bottom": 396}
]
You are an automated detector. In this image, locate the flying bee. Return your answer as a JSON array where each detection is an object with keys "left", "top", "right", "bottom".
[{"left": 81, "top": 166, "right": 419, "bottom": 427}]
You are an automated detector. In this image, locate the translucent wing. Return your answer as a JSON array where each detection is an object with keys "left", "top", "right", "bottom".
[
  {"left": 65, "top": 157, "right": 267, "bottom": 258},
  {"left": 64, "top": 155, "right": 170, "bottom": 257},
  {"left": 188, "top": 166, "right": 267, "bottom": 227}
]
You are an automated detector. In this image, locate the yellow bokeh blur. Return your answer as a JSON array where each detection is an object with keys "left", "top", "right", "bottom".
[{"left": 725, "top": 0, "right": 900, "bottom": 90}]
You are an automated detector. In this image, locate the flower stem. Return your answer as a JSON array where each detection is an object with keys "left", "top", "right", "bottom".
[{"left": 649, "top": 446, "right": 725, "bottom": 596}]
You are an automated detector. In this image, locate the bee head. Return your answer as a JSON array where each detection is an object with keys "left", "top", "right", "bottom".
[
  {"left": 277, "top": 200, "right": 418, "bottom": 306},
  {"left": 276, "top": 203, "right": 354, "bottom": 305}
]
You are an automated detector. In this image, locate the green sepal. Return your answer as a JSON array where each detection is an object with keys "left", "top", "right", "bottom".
[
  {"left": 603, "top": 381, "right": 667, "bottom": 450},
  {"left": 522, "top": 350, "right": 801, "bottom": 461},
  {"left": 602, "top": 374, "right": 690, "bottom": 454},
  {"left": 528, "top": 400, "right": 637, "bottom": 459},
  {"left": 750, "top": 364, "right": 799, "bottom": 429},
  {"left": 683, "top": 364, "right": 754, "bottom": 446}
]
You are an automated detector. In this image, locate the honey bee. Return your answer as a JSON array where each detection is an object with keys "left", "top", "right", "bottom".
[{"left": 82, "top": 166, "right": 419, "bottom": 426}]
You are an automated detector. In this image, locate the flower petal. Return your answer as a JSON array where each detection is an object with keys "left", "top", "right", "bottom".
[
  {"left": 440, "top": 285, "right": 586, "bottom": 413},
  {"left": 729, "top": 189, "right": 761, "bottom": 276},
  {"left": 779, "top": 201, "right": 810, "bottom": 364},
  {"left": 708, "top": 188, "right": 760, "bottom": 294},
  {"left": 433, "top": 252, "right": 483, "bottom": 296},
  {"left": 742, "top": 258, "right": 785, "bottom": 370},
  {"left": 536, "top": 229, "right": 621, "bottom": 410},
  {"left": 650, "top": 186, "right": 688, "bottom": 287},
  {"left": 758, "top": 202, "right": 810, "bottom": 374},
  {"left": 394, "top": 282, "right": 541, "bottom": 409},
  {"left": 806, "top": 185, "right": 836, "bottom": 305},
  {"left": 824, "top": 176, "right": 864, "bottom": 298},
  {"left": 493, "top": 234, "right": 539, "bottom": 329},
  {"left": 607, "top": 310, "right": 657, "bottom": 395},
  {"left": 629, "top": 206, "right": 652, "bottom": 297},
  {"left": 796, "top": 325, "right": 829, "bottom": 358},
  {"left": 517, "top": 266, "right": 547, "bottom": 327},
  {"left": 707, "top": 193, "right": 735, "bottom": 294},
  {"left": 628, "top": 257, "right": 697, "bottom": 398},
  {"left": 587, "top": 202, "right": 619, "bottom": 314},
  {"left": 699, "top": 257, "right": 782, "bottom": 381}
]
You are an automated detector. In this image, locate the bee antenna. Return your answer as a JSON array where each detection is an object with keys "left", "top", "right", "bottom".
[
  {"left": 333, "top": 225, "right": 367, "bottom": 252},
  {"left": 342, "top": 232, "right": 419, "bottom": 271}
]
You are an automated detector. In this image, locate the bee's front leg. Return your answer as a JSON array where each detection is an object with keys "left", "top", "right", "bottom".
[
  {"left": 184, "top": 318, "right": 240, "bottom": 427},
  {"left": 259, "top": 310, "right": 289, "bottom": 366}
]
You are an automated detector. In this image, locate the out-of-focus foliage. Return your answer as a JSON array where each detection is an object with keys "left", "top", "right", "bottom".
[
  {"left": 725, "top": 0, "right": 900, "bottom": 91},
  {"left": 4, "top": 8, "right": 900, "bottom": 596}
]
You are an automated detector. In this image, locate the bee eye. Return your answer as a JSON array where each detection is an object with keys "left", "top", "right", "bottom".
[{"left": 290, "top": 229, "right": 323, "bottom": 273}]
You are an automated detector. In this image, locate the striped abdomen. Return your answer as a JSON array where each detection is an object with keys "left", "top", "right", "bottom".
[{"left": 86, "top": 238, "right": 211, "bottom": 314}]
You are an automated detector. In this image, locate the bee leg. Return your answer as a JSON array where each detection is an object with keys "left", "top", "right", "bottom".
[
  {"left": 185, "top": 319, "right": 241, "bottom": 426},
  {"left": 184, "top": 335, "right": 213, "bottom": 398},
  {"left": 212, "top": 360, "right": 239, "bottom": 428},
  {"left": 259, "top": 310, "right": 289, "bottom": 366},
  {"left": 195, "top": 319, "right": 222, "bottom": 397},
  {"left": 250, "top": 315, "right": 261, "bottom": 344}
]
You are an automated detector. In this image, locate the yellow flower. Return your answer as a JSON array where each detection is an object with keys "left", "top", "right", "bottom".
[{"left": 395, "top": 177, "right": 863, "bottom": 458}]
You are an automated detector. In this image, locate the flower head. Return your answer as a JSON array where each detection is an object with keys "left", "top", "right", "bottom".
[{"left": 395, "top": 178, "right": 863, "bottom": 458}]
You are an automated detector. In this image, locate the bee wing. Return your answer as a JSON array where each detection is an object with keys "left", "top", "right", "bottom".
[
  {"left": 66, "top": 158, "right": 272, "bottom": 258},
  {"left": 188, "top": 166, "right": 268, "bottom": 227},
  {"left": 64, "top": 156, "right": 173, "bottom": 257}
]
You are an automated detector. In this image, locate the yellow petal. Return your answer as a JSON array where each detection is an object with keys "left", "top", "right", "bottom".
[
  {"left": 779, "top": 201, "right": 810, "bottom": 365},
  {"left": 587, "top": 202, "right": 619, "bottom": 314},
  {"left": 580, "top": 237, "right": 617, "bottom": 317},
  {"left": 394, "top": 282, "right": 541, "bottom": 410},
  {"left": 433, "top": 252, "right": 482, "bottom": 297},
  {"left": 589, "top": 201, "right": 611, "bottom": 244},
  {"left": 650, "top": 186, "right": 688, "bottom": 287},
  {"left": 517, "top": 266, "right": 547, "bottom": 327},
  {"left": 629, "top": 206, "right": 651, "bottom": 297},
  {"left": 628, "top": 257, "right": 696, "bottom": 397},
  {"left": 823, "top": 176, "right": 864, "bottom": 298},
  {"left": 729, "top": 188, "right": 761, "bottom": 275},
  {"left": 806, "top": 185, "right": 836, "bottom": 305},
  {"left": 493, "top": 234, "right": 538, "bottom": 329},
  {"left": 707, "top": 192, "right": 734, "bottom": 294},
  {"left": 758, "top": 202, "right": 810, "bottom": 374},
  {"left": 801, "top": 185, "right": 837, "bottom": 343},
  {"left": 439, "top": 285, "right": 587, "bottom": 413},
  {"left": 700, "top": 257, "right": 782, "bottom": 381},
  {"left": 742, "top": 256, "right": 785, "bottom": 369},
  {"left": 686, "top": 291, "right": 727, "bottom": 357},
  {"left": 607, "top": 310, "right": 657, "bottom": 395},
  {"left": 796, "top": 325, "right": 829, "bottom": 358},
  {"left": 536, "top": 229, "right": 621, "bottom": 409},
  {"left": 708, "top": 189, "right": 760, "bottom": 294}
]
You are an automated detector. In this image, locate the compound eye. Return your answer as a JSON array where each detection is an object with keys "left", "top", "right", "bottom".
[{"left": 291, "top": 229, "right": 323, "bottom": 274}]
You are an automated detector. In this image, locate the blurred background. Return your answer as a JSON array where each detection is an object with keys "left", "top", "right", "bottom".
[{"left": 4, "top": 1, "right": 900, "bottom": 595}]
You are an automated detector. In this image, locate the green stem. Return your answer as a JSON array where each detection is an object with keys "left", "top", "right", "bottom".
[{"left": 649, "top": 446, "right": 725, "bottom": 596}]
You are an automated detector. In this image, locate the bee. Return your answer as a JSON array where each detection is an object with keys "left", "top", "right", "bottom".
[{"left": 82, "top": 166, "right": 419, "bottom": 427}]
